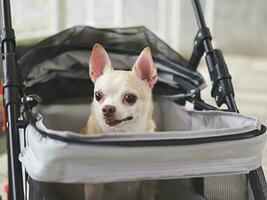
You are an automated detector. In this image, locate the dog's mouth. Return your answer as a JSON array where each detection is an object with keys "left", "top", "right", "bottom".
[{"left": 104, "top": 116, "right": 133, "bottom": 127}]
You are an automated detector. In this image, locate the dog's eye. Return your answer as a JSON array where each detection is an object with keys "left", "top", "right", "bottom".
[
  {"left": 95, "top": 91, "right": 103, "bottom": 102},
  {"left": 123, "top": 93, "right": 137, "bottom": 105}
]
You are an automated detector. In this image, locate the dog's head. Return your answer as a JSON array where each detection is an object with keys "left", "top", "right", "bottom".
[{"left": 89, "top": 44, "right": 157, "bottom": 132}]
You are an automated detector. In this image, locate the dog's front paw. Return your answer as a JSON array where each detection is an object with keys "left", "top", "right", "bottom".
[{"left": 84, "top": 183, "right": 104, "bottom": 200}]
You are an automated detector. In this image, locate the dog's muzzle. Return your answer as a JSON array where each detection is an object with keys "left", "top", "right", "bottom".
[{"left": 104, "top": 116, "right": 133, "bottom": 126}]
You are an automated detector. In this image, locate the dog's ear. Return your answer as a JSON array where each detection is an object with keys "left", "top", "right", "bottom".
[
  {"left": 89, "top": 44, "right": 112, "bottom": 83},
  {"left": 132, "top": 47, "right": 157, "bottom": 88}
]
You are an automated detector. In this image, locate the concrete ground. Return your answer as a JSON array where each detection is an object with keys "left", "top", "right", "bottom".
[{"left": 0, "top": 55, "right": 267, "bottom": 198}]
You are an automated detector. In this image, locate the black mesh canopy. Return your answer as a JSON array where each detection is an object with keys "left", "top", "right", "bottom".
[{"left": 17, "top": 26, "right": 205, "bottom": 103}]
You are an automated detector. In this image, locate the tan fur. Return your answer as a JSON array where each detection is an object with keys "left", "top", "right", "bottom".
[
  {"left": 145, "top": 103, "right": 155, "bottom": 132},
  {"left": 96, "top": 70, "right": 151, "bottom": 101},
  {"left": 83, "top": 87, "right": 155, "bottom": 200},
  {"left": 84, "top": 44, "right": 156, "bottom": 200},
  {"left": 82, "top": 96, "right": 155, "bottom": 135},
  {"left": 81, "top": 107, "right": 103, "bottom": 134},
  {"left": 83, "top": 69, "right": 155, "bottom": 135}
]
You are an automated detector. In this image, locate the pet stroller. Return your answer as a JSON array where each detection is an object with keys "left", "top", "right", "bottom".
[{"left": 1, "top": 0, "right": 267, "bottom": 199}]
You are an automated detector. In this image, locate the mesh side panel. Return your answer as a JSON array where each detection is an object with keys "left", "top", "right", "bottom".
[
  {"left": 29, "top": 178, "right": 85, "bottom": 200},
  {"left": 28, "top": 175, "right": 267, "bottom": 200},
  {"left": 204, "top": 175, "right": 248, "bottom": 200},
  {"left": 28, "top": 178, "right": 206, "bottom": 200}
]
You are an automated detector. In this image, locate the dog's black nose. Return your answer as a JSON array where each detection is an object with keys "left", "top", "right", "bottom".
[{"left": 102, "top": 105, "right": 116, "bottom": 116}]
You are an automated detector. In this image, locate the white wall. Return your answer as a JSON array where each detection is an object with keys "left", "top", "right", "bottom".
[
  {"left": 212, "top": 0, "right": 267, "bottom": 57},
  {"left": 9, "top": 0, "right": 267, "bottom": 57}
]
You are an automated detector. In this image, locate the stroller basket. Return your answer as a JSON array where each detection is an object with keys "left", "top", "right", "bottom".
[
  {"left": 21, "top": 97, "right": 266, "bottom": 200},
  {"left": 22, "top": 98, "right": 265, "bottom": 183}
]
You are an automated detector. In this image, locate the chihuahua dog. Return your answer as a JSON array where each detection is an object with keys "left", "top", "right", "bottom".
[{"left": 83, "top": 44, "right": 157, "bottom": 200}]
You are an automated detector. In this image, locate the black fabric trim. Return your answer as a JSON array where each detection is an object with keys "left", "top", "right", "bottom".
[
  {"left": 248, "top": 167, "right": 267, "bottom": 200},
  {"left": 193, "top": 178, "right": 204, "bottom": 196}
]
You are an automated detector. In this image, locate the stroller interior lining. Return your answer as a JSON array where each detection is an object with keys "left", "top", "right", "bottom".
[{"left": 35, "top": 97, "right": 259, "bottom": 134}]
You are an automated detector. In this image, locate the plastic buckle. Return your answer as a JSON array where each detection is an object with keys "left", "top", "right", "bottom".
[
  {"left": 194, "top": 27, "right": 212, "bottom": 51},
  {"left": 1, "top": 28, "right": 15, "bottom": 54},
  {"left": 188, "top": 27, "right": 212, "bottom": 69},
  {"left": 22, "top": 94, "right": 41, "bottom": 110},
  {"left": 205, "top": 49, "right": 234, "bottom": 107}
]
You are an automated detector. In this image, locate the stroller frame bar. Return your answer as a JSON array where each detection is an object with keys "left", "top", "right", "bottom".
[
  {"left": 191, "top": 1, "right": 267, "bottom": 199},
  {"left": 1, "top": 0, "right": 24, "bottom": 199},
  {"left": 190, "top": 0, "right": 238, "bottom": 113}
]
